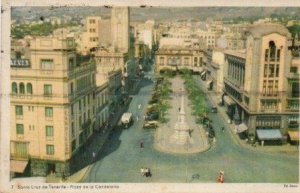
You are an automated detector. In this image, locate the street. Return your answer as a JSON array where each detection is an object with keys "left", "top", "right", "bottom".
[{"left": 83, "top": 67, "right": 299, "bottom": 183}]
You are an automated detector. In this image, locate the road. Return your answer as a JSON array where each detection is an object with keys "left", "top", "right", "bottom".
[{"left": 84, "top": 65, "right": 299, "bottom": 183}]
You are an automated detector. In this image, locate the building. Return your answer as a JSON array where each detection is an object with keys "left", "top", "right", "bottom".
[
  {"left": 111, "top": 7, "right": 130, "bottom": 53},
  {"left": 79, "top": 7, "right": 129, "bottom": 55},
  {"left": 195, "top": 30, "right": 217, "bottom": 48},
  {"left": 155, "top": 44, "right": 205, "bottom": 73},
  {"left": 222, "top": 23, "right": 299, "bottom": 143},
  {"left": 94, "top": 47, "right": 126, "bottom": 107},
  {"left": 204, "top": 48, "right": 226, "bottom": 93},
  {"left": 10, "top": 34, "right": 109, "bottom": 177}
]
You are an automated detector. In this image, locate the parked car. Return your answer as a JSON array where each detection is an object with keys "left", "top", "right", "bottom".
[
  {"left": 211, "top": 106, "right": 218, "bottom": 113},
  {"left": 143, "top": 121, "right": 158, "bottom": 129},
  {"left": 208, "top": 127, "right": 215, "bottom": 138},
  {"left": 146, "top": 113, "right": 159, "bottom": 121}
]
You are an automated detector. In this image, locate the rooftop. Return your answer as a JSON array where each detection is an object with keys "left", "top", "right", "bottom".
[
  {"left": 248, "top": 23, "right": 291, "bottom": 38},
  {"left": 225, "top": 49, "right": 246, "bottom": 59}
]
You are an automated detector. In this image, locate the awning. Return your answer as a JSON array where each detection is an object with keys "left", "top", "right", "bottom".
[
  {"left": 223, "top": 96, "right": 235, "bottom": 106},
  {"left": 236, "top": 123, "right": 248, "bottom": 133},
  {"left": 288, "top": 131, "right": 299, "bottom": 141},
  {"left": 10, "top": 160, "right": 29, "bottom": 173},
  {"left": 256, "top": 129, "right": 282, "bottom": 140}
]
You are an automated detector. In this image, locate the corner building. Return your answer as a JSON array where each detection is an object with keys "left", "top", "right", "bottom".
[
  {"left": 10, "top": 36, "right": 97, "bottom": 176},
  {"left": 223, "top": 24, "right": 299, "bottom": 141}
]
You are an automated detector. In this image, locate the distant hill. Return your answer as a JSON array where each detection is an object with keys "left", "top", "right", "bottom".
[{"left": 11, "top": 7, "right": 300, "bottom": 23}]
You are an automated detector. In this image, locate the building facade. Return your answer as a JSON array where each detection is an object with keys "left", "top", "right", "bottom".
[
  {"left": 111, "top": 7, "right": 130, "bottom": 53},
  {"left": 10, "top": 35, "right": 109, "bottom": 176},
  {"left": 222, "top": 24, "right": 299, "bottom": 142},
  {"left": 155, "top": 45, "right": 205, "bottom": 73}
]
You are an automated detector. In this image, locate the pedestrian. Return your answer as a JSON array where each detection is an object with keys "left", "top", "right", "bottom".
[
  {"left": 140, "top": 141, "right": 144, "bottom": 148},
  {"left": 217, "top": 170, "right": 224, "bottom": 183},
  {"left": 138, "top": 104, "right": 142, "bottom": 109},
  {"left": 178, "top": 107, "right": 181, "bottom": 112},
  {"left": 136, "top": 116, "right": 139, "bottom": 122},
  {"left": 92, "top": 152, "right": 96, "bottom": 159},
  {"left": 222, "top": 127, "right": 225, "bottom": 132},
  {"left": 140, "top": 167, "right": 144, "bottom": 176},
  {"left": 213, "top": 137, "right": 216, "bottom": 143},
  {"left": 145, "top": 168, "right": 150, "bottom": 177}
]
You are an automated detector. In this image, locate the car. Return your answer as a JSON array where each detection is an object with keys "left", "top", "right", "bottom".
[
  {"left": 143, "top": 121, "right": 158, "bottom": 129},
  {"left": 146, "top": 113, "right": 159, "bottom": 121},
  {"left": 208, "top": 128, "right": 215, "bottom": 138},
  {"left": 211, "top": 106, "right": 218, "bottom": 113},
  {"left": 120, "top": 112, "right": 133, "bottom": 128}
]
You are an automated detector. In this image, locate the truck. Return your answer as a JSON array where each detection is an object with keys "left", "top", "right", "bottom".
[{"left": 120, "top": 112, "right": 133, "bottom": 128}]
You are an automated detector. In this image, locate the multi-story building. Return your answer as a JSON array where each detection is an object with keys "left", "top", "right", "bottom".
[
  {"left": 94, "top": 47, "right": 126, "bottom": 106},
  {"left": 111, "top": 7, "right": 130, "bottom": 53},
  {"left": 222, "top": 23, "right": 299, "bottom": 143},
  {"left": 155, "top": 44, "right": 205, "bottom": 73},
  {"left": 195, "top": 30, "right": 217, "bottom": 48},
  {"left": 10, "top": 35, "right": 108, "bottom": 176},
  {"left": 79, "top": 7, "right": 129, "bottom": 55}
]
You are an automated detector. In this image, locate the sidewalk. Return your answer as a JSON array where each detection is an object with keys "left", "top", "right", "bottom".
[{"left": 195, "top": 76, "right": 298, "bottom": 156}]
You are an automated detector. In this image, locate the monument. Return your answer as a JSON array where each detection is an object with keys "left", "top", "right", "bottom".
[
  {"left": 154, "top": 77, "right": 209, "bottom": 154},
  {"left": 170, "top": 88, "right": 193, "bottom": 145}
]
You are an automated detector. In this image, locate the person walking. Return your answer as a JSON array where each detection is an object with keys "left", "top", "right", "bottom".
[
  {"left": 140, "top": 141, "right": 144, "bottom": 148},
  {"left": 222, "top": 127, "right": 225, "bottom": 132}
]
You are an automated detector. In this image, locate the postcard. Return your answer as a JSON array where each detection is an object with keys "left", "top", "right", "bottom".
[{"left": 1, "top": 0, "right": 299, "bottom": 193}]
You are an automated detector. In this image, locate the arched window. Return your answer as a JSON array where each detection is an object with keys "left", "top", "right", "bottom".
[
  {"left": 19, "top": 83, "right": 25, "bottom": 94},
  {"left": 269, "top": 41, "right": 276, "bottom": 60},
  {"left": 27, "top": 83, "right": 32, "bottom": 94},
  {"left": 12, "top": 82, "right": 18, "bottom": 94}
]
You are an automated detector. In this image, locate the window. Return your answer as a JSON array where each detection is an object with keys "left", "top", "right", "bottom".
[
  {"left": 264, "top": 49, "right": 269, "bottom": 61},
  {"left": 264, "top": 64, "right": 268, "bottom": 77},
  {"left": 12, "top": 82, "right": 18, "bottom": 94},
  {"left": 275, "top": 64, "right": 279, "bottom": 77},
  {"left": 26, "top": 83, "right": 32, "bottom": 94},
  {"left": 89, "top": 19, "right": 95, "bottom": 24},
  {"left": 41, "top": 59, "right": 54, "bottom": 70},
  {"left": 15, "top": 106, "right": 23, "bottom": 116},
  {"left": 79, "top": 116, "right": 82, "bottom": 127},
  {"left": 268, "top": 64, "right": 274, "bottom": 77},
  {"left": 19, "top": 83, "right": 25, "bottom": 94},
  {"left": 71, "top": 104, "right": 74, "bottom": 116},
  {"left": 269, "top": 41, "right": 276, "bottom": 61},
  {"left": 45, "top": 107, "right": 53, "bottom": 117},
  {"left": 69, "top": 58, "right": 75, "bottom": 70},
  {"left": 159, "top": 57, "right": 164, "bottom": 65},
  {"left": 194, "top": 57, "right": 198, "bottom": 66},
  {"left": 16, "top": 124, "right": 24, "bottom": 134},
  {"left": 46, "top": 126, "right": 53, "bottom": 137},
  {"left": 184, "top": 57, "right": 189, "bottom": 66},
  {"left": 46, "top": 145, "right": 54, "bottom": 155},
  {"left": 79, "top": 100, "right": 82, "bottom": 111},
  {"left": 89, "top": 28, "right": 96, "bottom": 33},
  {"left": 72, "top": 140, "right": 76, "bottom": 152},
  {"left": 70, "top": 82, "right": 74, "bottom": 94},
  {"left": 276, "top": 49, "right": 280, "bottom": 61},
  {"left": 44, "top": 84, "right": 52, "bottom": 96},
  {"left": 263, "top": 80, "right": 267, "bottom": 95}
]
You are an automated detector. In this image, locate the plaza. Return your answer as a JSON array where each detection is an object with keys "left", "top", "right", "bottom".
[{"left": 83, "top": 69, "right": 299, "bottom": 183}]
